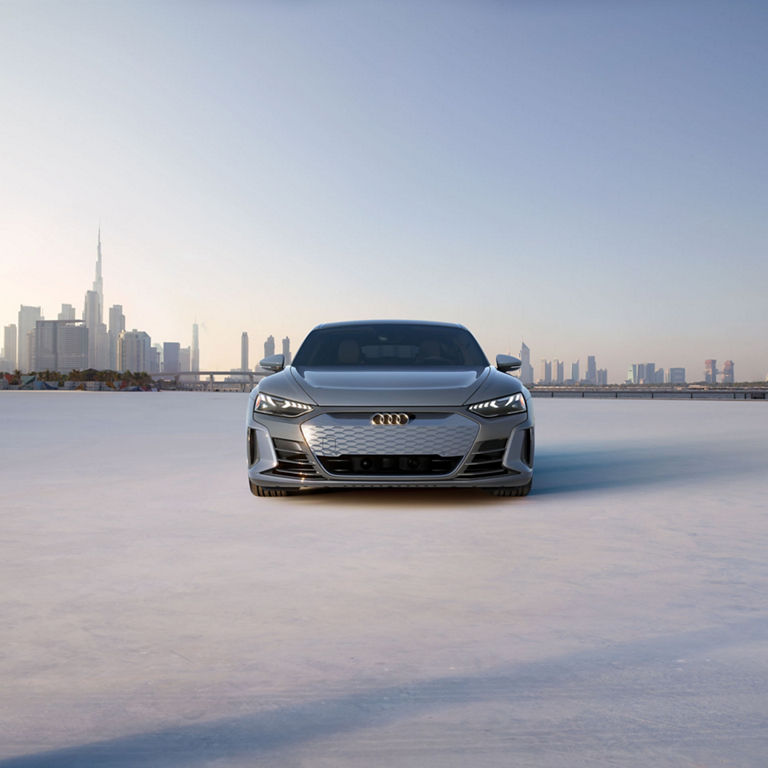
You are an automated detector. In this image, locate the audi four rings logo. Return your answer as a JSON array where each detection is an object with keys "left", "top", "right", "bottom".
[{"left": 371, "top": 412, "right": 410, "bottom": 425}]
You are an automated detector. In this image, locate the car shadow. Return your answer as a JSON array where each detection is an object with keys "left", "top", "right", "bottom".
[
  {"left": 533, "top": 440, "right": 759, "bottom": 495},
  {"left": 287, "top": 438, "right": 764, "bottom": 504},
  {"left": 294, "top": 487, "right": 499, "bottom": 507}
]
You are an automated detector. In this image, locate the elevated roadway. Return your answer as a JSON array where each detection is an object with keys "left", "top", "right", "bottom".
[
  {"left": 150, "top": 370, "right": 269, "bottom": 391},
  {"left": 531, "top": 386, "right": 766, "bottom": 400}
]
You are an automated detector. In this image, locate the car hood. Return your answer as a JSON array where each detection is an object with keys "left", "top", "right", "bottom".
[{"left": 290, "top": 367, "right": 492, "bottom": 407}]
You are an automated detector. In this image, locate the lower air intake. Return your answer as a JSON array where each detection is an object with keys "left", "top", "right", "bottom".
[
  {"left": 269, "top": 438, "right": 322, "bottom": 479},
  {"left": 461, "top": 438, "right": 517, "bottom": 478},
  {"left": 318, "top": 455, "right": 461, "bottom": 476}
]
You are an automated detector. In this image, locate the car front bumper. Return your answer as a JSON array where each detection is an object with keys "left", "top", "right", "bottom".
[{"left": 246, "top": 405, "right": 534, "bottom": 490}]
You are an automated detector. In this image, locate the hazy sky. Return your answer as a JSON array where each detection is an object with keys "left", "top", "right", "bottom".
[{"left": 1, "top": 0, "right": 766, "bottom": 380}]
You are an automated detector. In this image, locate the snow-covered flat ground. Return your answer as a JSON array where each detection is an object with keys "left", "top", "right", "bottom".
[{"left": 1, "top": 392, "right": 767, "bottom": 767}]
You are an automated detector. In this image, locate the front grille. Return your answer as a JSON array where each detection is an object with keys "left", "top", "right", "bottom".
[
  {"left": 461, "top": 438, "right": 517, "bottom": 478},
  {"left": 301, "top": 413, "right": 478, "bottom": 458},
  {"left": 269, "top": 438, "right": 322, "bottom": 479},
  {"left": 318, "top": 454, "right": 461, "bottom": 476}
]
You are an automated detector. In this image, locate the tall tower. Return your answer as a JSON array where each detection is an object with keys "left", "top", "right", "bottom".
[
  {"left": 571, "top": 360, "right": 580, "bottom": 383},
  {"left": 93, "top": 226, "right": 104, "bottom": 315},
  {"left": 108, "top": 305, "right": 125, "bottom": 370},
  {"left": 282, "top": 336, "right": 291, "bottom": 365},
  {"left": 191, "top": 323, "right": 199, "bottom": 372},
  {"left": 586, "top": 355, "right": 597, "bottom": 385},
  {"left": 18, "top": 305, "right": 42, "bottom": 372},
  {"left": 241, "top": 332, "right": 249, "bottom": 371},
  {"left": 264, "top": 335, "right": 275, "bottom": 358},
  {"left": 3, "top": 324, "right": 18, "bottom": 370},
  {"left": 83, "top": 291, "right": 100, "bottom": 368},
  {"left": 539, "top": 359, "right": 551, "bottom": 385},
  {"left": 519, "top": 342, "right": 533, "bottom": 385},
  {"left": 83, "top": 227, "right": 108, "bottom": 368}
]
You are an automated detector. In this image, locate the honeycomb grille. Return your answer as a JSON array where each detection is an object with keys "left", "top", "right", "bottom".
[{"left": 302, "top": 418, "right": 477, "bottom": 458}]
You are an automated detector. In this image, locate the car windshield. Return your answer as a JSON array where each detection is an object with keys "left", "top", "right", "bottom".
[{"left": 292, "top": 324, "right": 489, "bottom": 368}]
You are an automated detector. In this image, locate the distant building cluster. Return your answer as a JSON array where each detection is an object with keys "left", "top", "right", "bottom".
[
  {"left": 624, "top": 360, "right": 734, "bottom": 385},
  {"left": 235, "top": 332, "right": 291, "bottom": 375},
  {"left": 527, "top": 347, "right": 608, "bottom": 386},
  {"left": 0, "top": 230, "right": 199, "bottom": 374},
  {"left": 704, "top": 359, "right": 735, "bottom": 384},
  {"left": 626, "top": 363, "right": 687, "bottom": 385},
  {"left": 511, "top": 343, "right": 740, "bottom": 387}
]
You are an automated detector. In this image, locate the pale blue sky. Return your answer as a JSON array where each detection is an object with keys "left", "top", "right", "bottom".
[{"left": 1, "top": 0, "right": 766, "bottom": 380}]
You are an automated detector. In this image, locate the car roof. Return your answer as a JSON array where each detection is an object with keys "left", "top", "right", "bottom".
[{"left": 311, "top": 319, "right": 467, "bottom": 331}]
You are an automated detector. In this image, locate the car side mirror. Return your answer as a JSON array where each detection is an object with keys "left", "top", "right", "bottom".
[
  {"left": 260, "top": 354, "right": 285, "bottom": 373},
  {"left": 496, "top": 354, "right": 521, "bottom": 373}
]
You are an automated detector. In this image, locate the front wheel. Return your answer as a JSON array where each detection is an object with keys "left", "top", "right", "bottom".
[{"left": 485, "top": 480, "right": 532, "bottom": 497}]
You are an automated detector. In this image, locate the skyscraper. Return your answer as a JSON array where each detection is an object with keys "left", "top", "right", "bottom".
[
  {"left": 149, "top": 344, "right": 162, "bottom": 374},
  {"left": 57, "top": 321, "right": 88, "bottom": 373},
  {"left": 191, "top": 323, "right": 200, "bottom": 372},
  {"left": 264, "top": 335, "right": 275, "bottom": 359},
  {"left": 58, "top": 304, "right": 76, "bottom": 321},
  {"left": 119, "top": 330, "right": 152, "bottom": 372},
  {"left": 571, "top": 360, "right": 580, "bottom": 384},
  {"left": 83, "top": 290, "right": 100, "bottom": 337},
  {"left": 34, "top": 320, "right": 59, "bottom": 371},
  {"left": 163, "top": 342, "right": 181, "bottom": 373},
  {"left": 34, "top": 320, "right": 87, "bottom": 373},
  {"left": 667, "top": 367, "right": 686, "bottom": 384},
  {"left": 83, "top": 229, "right": 108, "bottom": 369},
  {"left": 586, "top": 355, "right": 597, "bottom": 385},
  {"left": 519, "top": 342, "right": 534, "bottom": 385},
  {"left": 178, "top": 346, "right": 191, "bottom": 372},
  {"left": 83, "top": 290, "right": 108, "bottom": 368},
  {"left": 553, "top": 359, "right": 564, "bottom": 385},
  {"left": 108, "top": 305, "right": 125, "bottom": 371},
  {"left": 241, "top": 332, "right": 249, "bottom": 370},
  {"left": 3, "top": 324, "right": 17, "bottom": 370},
  {"left": 93, "top": 227, "right": 104, "bottom": 310},
  {"left": 722, "top": 360, "right": 734, "bottom": 384},
  {"left": 539, "top": 359, "right": 552, "bottom": 385},
  {"left": 18, "top": 305, "right": 42, "bottom": 372},
  {"left": 632, "top": 363, "right": 646, "bottom": 384},
  {"left": 704, "top": 359, "right": 718, "bottom": 384},
  {"left": 282, "top": 336, "right": 291, "bottom": 365}
]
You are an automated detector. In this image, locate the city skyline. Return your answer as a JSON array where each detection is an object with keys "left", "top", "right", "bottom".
[
  {"left": 1, "top": 2, "right": 766, "bottom": 380},
  {"left": 0, "top": 231, "right": 749, "bottom": 383},
  {"left": 1, "top": 229, "right": 302, "bottom": 376}
]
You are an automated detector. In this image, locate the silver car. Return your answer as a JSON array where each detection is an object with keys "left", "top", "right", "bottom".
[{"left": 246, "top": 320, "right": 534, "bottom": 497}]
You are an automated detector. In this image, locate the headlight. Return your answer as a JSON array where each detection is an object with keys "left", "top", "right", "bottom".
[
  {"left": 254, "top": 392, "right": 313, "bottom": 418},
  {"left": 468, "top": 392, "right": 526, "bottom": 417}
]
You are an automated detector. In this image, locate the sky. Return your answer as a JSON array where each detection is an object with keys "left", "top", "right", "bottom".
[{"left": 0, "top": 0, "right": 766, "bottom": 381}]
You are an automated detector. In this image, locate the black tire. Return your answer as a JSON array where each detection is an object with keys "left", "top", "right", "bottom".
[
  {"left": 485, "top": 480, "right": 532, "bottom": 497},
  {"left": 249, "top": 480, "right": 292, "bottom": 497}
]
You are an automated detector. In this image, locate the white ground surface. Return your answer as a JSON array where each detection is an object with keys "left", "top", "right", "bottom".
[{"left": 1, "top": 392, "right": 767, "bottom": 767}]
